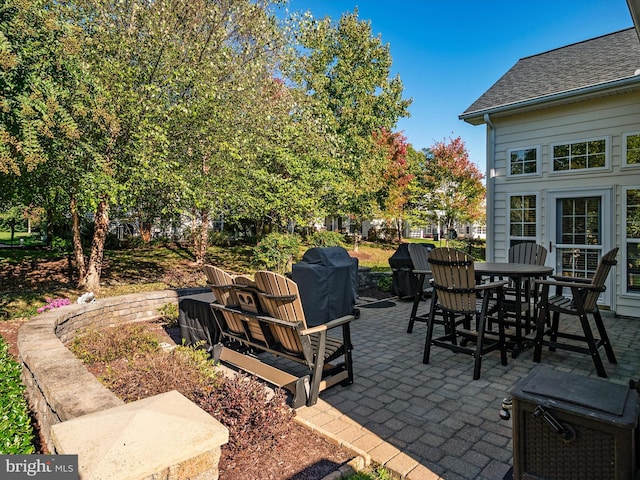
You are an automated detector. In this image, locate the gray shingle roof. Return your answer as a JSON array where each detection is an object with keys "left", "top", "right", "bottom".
[{"left": 461, "top": 28, "right": 640, "bottom": 120}]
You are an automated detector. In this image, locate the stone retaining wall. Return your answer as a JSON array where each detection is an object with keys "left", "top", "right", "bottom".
[
  {"left": 357, "top": 267, "right": 391, "bottom": 292},
  {"left": 17, "top": 288, "right": 227, "bottom": 480}
]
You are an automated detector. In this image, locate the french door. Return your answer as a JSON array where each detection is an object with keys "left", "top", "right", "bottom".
[{"left": 547, "top": 188, "right": 614, "bottom": 306}]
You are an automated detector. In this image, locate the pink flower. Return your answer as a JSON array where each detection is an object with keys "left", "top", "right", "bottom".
[{"left": 38, "top": 297, "right": 71, "bottom": 313}]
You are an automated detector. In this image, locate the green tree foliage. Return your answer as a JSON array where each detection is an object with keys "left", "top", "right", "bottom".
[
  {"left": 1, "top": 0, "right": 415, "bottom": 290},
  {"left": 1, "top": 0, "right": 117, "bottom": 288},
  {"left": 252, "top": 232, "right": 301, "bottom": 274},
  {"left": 0, "top": 0, "right": 83, "bottom": 175},
  {"left": 409, "top": 136, "right": 485, "bottom": 236},
  {"left": 288, "top": 9, "right": 411, "bottom": 224}
]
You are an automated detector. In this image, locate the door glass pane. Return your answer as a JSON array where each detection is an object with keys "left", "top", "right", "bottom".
[
  {"left": 558, "top": 248, "right": 600, "bottom": 279},
  {"left": 556, "top": 196, "right": 602, "bottom": 279}
]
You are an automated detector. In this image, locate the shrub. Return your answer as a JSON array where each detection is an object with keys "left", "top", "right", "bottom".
[
  {"left": 69, "top": 323, "right": 160, "bottom": 364},
  {"left": 199, "top": 372, "right": 294, "bottom": 453},
  {"left": 309, "top": 230, "right": 346, "bottom": 248},
  {"left": 208, "top": 230, "right": 230, "bottom": 246},
  {"left": 158, "top": 303, "right": 179, "bottom": 327},
  {"left": 100, "top": 347, "right": 221, "bottom": 403},
  {"left": 50, "top": 236, "right": 71, "bottom": 253},
  {"left": 0, "top": 337, "right": 35, "bottom": 454},
  {"left": 252, "top": 233, "right": 301, "bottom": 274},
  {"left": 377, "top": 274, "right": 393, "bottom": 292}
]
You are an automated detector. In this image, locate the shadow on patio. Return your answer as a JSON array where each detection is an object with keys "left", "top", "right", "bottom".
[{"left": 264, "top": 296, "right": 640, "bottom": 480}]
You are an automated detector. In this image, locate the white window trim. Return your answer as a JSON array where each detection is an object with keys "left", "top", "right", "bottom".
[
  {"left": 549, "top": 135, "right": 610, "bottom": 175},
  {"left": 506, "top": 145, "right": 541, "bottom": 179},
  {"left": 507, "top": 192, "right": 540, "bottom": 244},
  {"left": 622, "top": 132, "right": 640, "bottom": 169},
  {"left": 622, "top": 186, "right": 640, "bottom": 297}
]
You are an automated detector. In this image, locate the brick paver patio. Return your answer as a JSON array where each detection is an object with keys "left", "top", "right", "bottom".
[{"left": 268, "top": 296, "right": 640, "bottom": 479}]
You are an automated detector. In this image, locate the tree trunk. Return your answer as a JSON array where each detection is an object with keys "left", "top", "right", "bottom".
[
  {"left": 70, "top": 196, "right": 87, "bottom": 287},
  {"left": 193, "top": 208, "right": 209, "bottom": 265},
  {"left": 82, "top": 199, "right": 110, "bottom": 292},
  {"left": 140, "top": 221, "right": 152, "bottom": 243},
  {"left": 395, "top": 218, "right": 403, "bottom": 244}
]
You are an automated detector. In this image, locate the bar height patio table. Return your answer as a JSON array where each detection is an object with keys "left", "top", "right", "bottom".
[{"left": 474, "top": 262, "right": 554, "bottom": 356}]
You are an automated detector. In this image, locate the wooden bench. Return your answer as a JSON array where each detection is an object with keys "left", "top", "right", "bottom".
[{"left": 208, "top": 270, "right": 355, "bottom": 408}]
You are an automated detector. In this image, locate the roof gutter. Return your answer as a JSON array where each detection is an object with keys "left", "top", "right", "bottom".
[
  {"left": 627, "top": 0, "right": 640, "bottom": 43},
  {"left": 460, "top": 75, "right": 640, "bottom": 124},
  {"left": 483, "top": 114, "right": 495, "bottom": 262}
]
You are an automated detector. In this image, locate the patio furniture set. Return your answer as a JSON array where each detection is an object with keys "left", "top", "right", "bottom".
[
  {"left": 411, "top": 243, "right": 620, "bottom": 381},
  {"left": 189, "top": 243, "right": 619, "bottom": 414}
]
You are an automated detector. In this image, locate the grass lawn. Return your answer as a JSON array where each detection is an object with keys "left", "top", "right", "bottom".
[
  {"left": 0, "top": 237, "right": 484, "bottom": 319},
  {"left": 0, "top": 232, "right": 43, "bottom": 247}
]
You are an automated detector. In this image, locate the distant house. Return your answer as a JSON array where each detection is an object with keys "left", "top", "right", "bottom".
[{"left": 460, "top": 4, "right": 640, "bottom": 318}]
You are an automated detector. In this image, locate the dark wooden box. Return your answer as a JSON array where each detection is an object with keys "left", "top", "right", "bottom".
[{"left": 511, "top": 367, "right": 640, "bottom": 480}]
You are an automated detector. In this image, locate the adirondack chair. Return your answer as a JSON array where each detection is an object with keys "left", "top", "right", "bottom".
[
  {"left": 209, "top": 270, "right": 355, "bottom": 407},
  {"left": 202, "top": 265, "right": 270, "bottom": 346},
  {"left": 424, "top": 248, "right": 508, "bottom": 380},
  {"left": 253, "top": 270, "right": 355, "bottom": 406},
  {"left": 533, "top": 247, "right": 619, "bottom": 377}
]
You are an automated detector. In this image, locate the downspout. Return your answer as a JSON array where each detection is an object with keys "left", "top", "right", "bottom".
[{"left": 484, "top": 113, "right": 496, "bottom": 262}]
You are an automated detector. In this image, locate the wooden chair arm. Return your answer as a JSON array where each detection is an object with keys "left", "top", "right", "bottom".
[
  {"left": 255, "top": 314, "right": 304, "bottom": 329},
  {"left": 258, "top": 292, "right": 298, "bottom": 303},
  {"left": 476, "top": 280, "right": 508, "bottom": 291},
  {"left": 548, "top": 274, "right": 592, "bottom": 284},
  {"left": 535, "top": 278, "right": 596, "bottom": 289},
  {"left": 206, "top": 282, "right": 235, "bottom": 291},
  {"left": 301, "top": 315, "right": 355, "bottom": 335}
]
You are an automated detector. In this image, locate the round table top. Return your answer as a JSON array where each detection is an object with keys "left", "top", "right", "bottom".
[{"left": 474, "top": 262, "right": 554, "bottom": 277}]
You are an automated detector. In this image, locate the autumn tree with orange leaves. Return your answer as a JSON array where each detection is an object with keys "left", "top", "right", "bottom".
[
  {"left": 408, "top": 136, "right": 485, "bottom": 241},
  {"left": 375, "top": 128, "right": 414, "bottom": 243}
]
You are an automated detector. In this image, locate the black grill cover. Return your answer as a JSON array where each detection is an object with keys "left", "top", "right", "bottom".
[
  {"left": 389, "top": 243, "right": 434, "bottom": 299},
  {"left": 292, "top": 247, "right": 358, "bottom": 327}
]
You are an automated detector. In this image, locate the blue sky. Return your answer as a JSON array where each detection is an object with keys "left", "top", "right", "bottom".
[{"left": 285, "top": 0, "right": 634, "bottom": 169}]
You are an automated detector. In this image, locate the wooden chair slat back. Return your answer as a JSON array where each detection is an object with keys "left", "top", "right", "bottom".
[
  {"left": 254, "top": 271, "right": 306, "bottom": 354},
  {"left": 428, "top": 248, "right": 477, "bottom": 313},
  {"left": 203, "top": 264, "right": 238, "bottom": 306},
  {"left": 219, "top": 310, "right": 246, "bottom": 335},
  {"left": 583, "top": 247, "right": 619, "bottom": 310},
  {"left": 408, "top": 244, "right": 431, "bottom": 271},
  {"left": 509, "top": 243, "right": 547, "bottom": 266}
]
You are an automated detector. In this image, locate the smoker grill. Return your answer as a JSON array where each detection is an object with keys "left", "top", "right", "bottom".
[
  {"left": 511, "top": 366, "right": 640, "bottom": 480},
  {"left": 291, "top": 246, "right": 359, "bottom": 327}
]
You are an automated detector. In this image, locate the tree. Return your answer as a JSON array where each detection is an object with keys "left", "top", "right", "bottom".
[
  {"left": 62, "top": 0, "right": 293, "bottom": 274},
  {"left": 287, "top": 9, "right": 411, "bottom": 231},
  {"left": 1, "top": 0, "right": 116, "bottom": 286},
  {"left": 409, "top": 136, "right": 485, "bottom": 242},
  {"left": 374, "top": 128, "right": 413, "bottom": 243}
]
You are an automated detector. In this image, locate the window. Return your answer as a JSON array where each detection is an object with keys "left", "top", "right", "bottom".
[
  {"left": 509, "top": 194, "right": 537, "bottom": 246},
  {"left": 508, "top": 146, "right": 539, "bottom": 176},
  {"left": 551, "top": 138, "right": 607, "bottom": 172},
  {"left": 625, "top": 188, "right": 640, "bottom": 293},
  {"left": 623, "top": 132, "right": 640, "bottom": 166}
]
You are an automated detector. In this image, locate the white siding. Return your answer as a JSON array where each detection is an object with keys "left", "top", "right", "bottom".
[{"left": 486, "top": 91, "right": 640, "bottom": 317}]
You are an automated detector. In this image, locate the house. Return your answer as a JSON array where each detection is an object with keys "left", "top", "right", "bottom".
[{"left": 459, "top": 2, "right": 640, "bottom": 318}]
